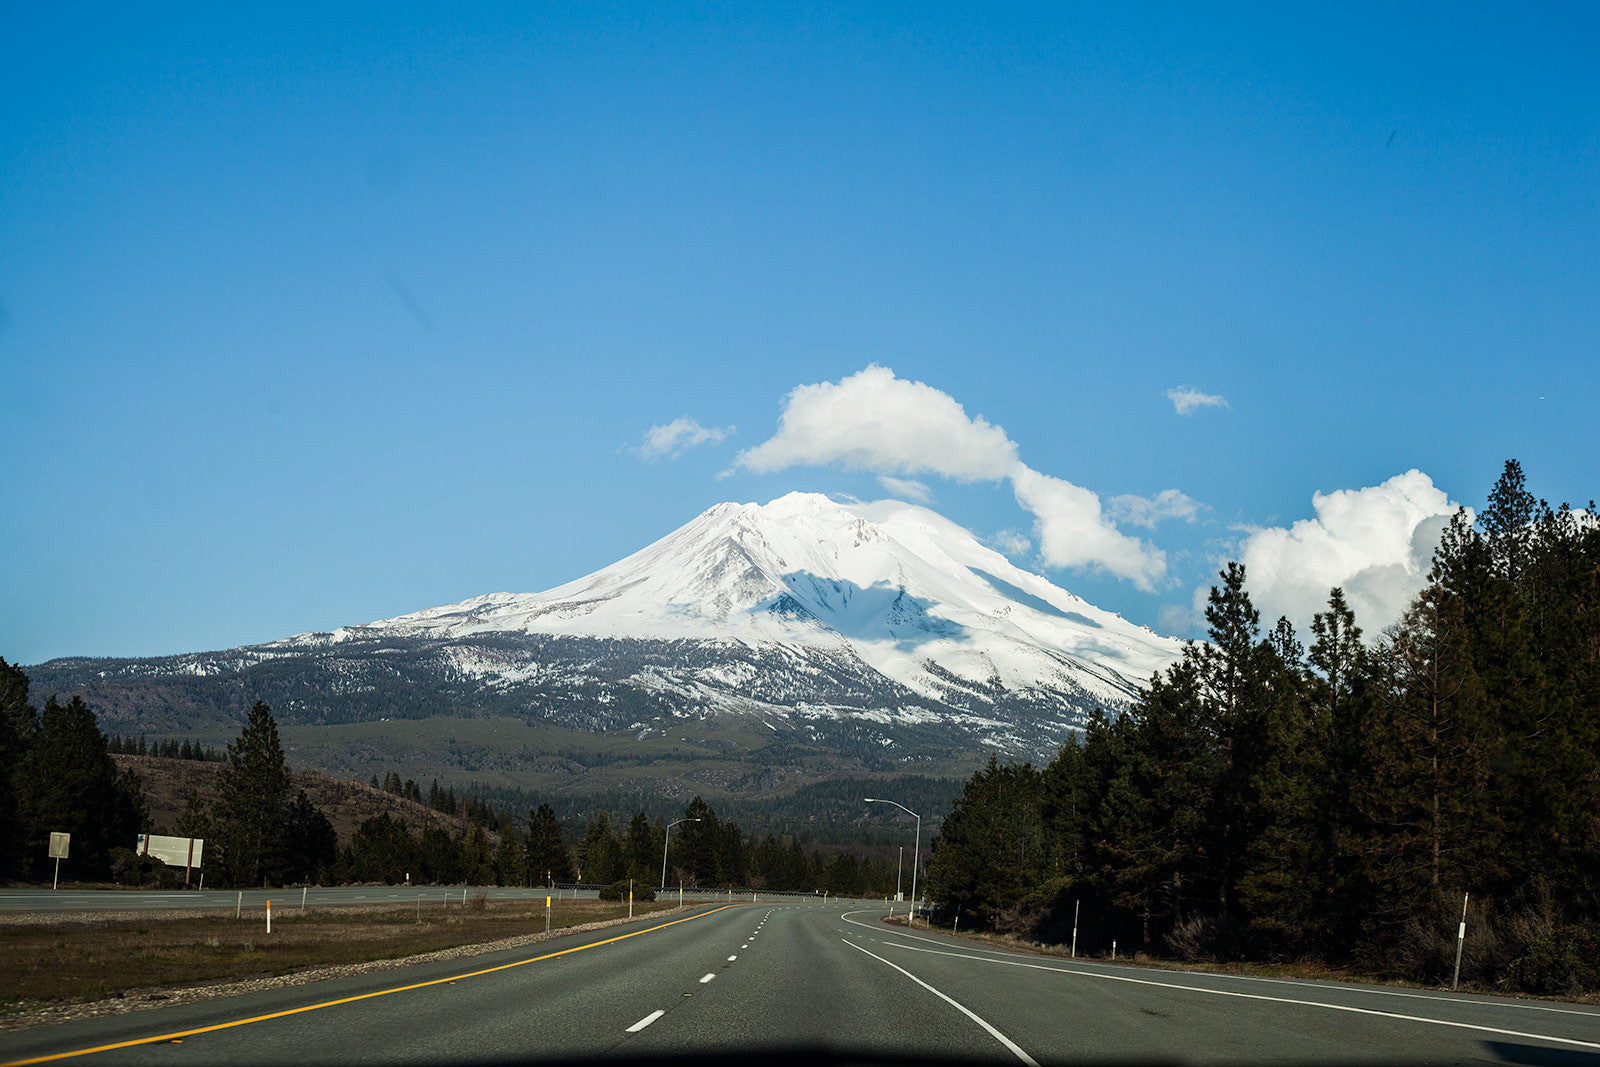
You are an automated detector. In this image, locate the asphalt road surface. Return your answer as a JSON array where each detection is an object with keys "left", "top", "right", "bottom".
[{"left": 2, "top": 903, "right": 1597, "bottom": 1066}]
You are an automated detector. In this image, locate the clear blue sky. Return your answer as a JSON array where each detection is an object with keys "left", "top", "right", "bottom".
[{"left": 4, "top": 3, "right": 1597, "bottom": 664}]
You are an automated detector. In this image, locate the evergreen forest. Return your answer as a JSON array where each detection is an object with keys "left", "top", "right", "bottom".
[
  {"left": 1, "top": 671, "right": 907, "bottom": 899},
  {"left": 926, "top": 461, "right": 1600, "bottom": 995}
]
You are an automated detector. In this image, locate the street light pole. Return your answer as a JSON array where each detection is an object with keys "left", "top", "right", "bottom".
[
  {"left": 865, "top": 798, "right": 921, "bottom": 924},
  {"left": 661, "top": 818, "right": 701, "bottom": 889}
]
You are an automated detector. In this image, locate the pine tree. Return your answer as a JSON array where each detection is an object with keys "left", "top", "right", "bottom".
[
  {"left": 460, "top": 823, "right": 495, "bottom": 886},
  {"left": 675, "top": 798, "right": 721, "bottom": 885},
  {"left": 0, "top": 659, "right": 35, "bottom": 878},
  {"left": 213, "top": 702, "right": 292, "bottom": 888},
  {"left": 925, "top": 754, "right": 1047, "bottom": 931},
  {"left": 494, "top": 829, "right": 527, "bottom": 887},
  {"left": 16, "top": 695, "right": 142, "bottom": 879},
  {"left": 528, "top": 804, "right": 574, "bottom": 884},
  {"left": 280, "top": 791, "right": 337, "bottom": 884},
  {"left": 623, "top": 811, "right": 657, "bottom": 881},
  {"left": 419, "top": 822, "right": 462, "bottom": 883},
  {"left": 175, "top": 789, "right": 211, "bottom": 840},
  {"left": 1196, "top": 562, "right": 1271, "bottom": 924}
]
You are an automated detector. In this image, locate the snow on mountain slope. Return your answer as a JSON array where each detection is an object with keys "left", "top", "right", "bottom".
[{"left": 291, "top": 493, "right": 1181, "bottom": 710}]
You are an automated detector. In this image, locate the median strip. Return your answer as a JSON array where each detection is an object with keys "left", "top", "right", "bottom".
[{"left": 2, "top": 905, "right": 738, "bottom": 1066}]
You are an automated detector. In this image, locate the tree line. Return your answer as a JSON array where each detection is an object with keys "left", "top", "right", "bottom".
[
  {"left": 2, "top": 668, "right": 911, "bottom": 898},
  {"left": 109, "top": 734, "right": 225, "bottom": 761},
  {"left": 1, "top": 667, "right": 149, "bottom": 884},
  {"left": 341, "top": 787, "right": 909, "bottom": 897},
  {"left": 926, "top": 461, "right": 1600, "bottom": 995}
]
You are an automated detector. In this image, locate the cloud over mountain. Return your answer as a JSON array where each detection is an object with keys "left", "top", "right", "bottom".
[{"left": 732, "top": 366, "right": 1174, "bottom": 590}]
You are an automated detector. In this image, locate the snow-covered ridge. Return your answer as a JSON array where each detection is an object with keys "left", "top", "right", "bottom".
[{"left": 278, "top": 492, "right": 1181, "bottom": 710}]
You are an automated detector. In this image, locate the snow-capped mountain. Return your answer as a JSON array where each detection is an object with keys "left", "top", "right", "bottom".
[
  {"left": 31, "top": 494, "right": 1182, "bottom": 763},
  {"left": 294, "top": 493, "right": 1178, "bottom": 713}
]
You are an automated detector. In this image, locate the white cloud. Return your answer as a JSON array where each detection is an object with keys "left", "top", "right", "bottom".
[
  {"left": 732, "top": 365, "right": 1171, "bottom": 590},
  {"left": 877, "top": 476, "right": 934, "bottom": 504},
  {"left": 988, "top": 529, "right": 1033, "bottom": 558},
  {"left": 731, "top": 365, "right": 1019, "bottom": 481},
  {"left": 1233, "top": 469, "right": 1466, "bottom": 635},
  {"left": 635, "top": 417, "right": 734, "bottom": 460},
  {"left": 1166, "top": 386, "right": 1230, "bottom": 415},
  {"left": 1012, "top": 465, "right": 1167, "bottom": 591},
  {"left": 1109, "top": 488, "right": 1204, "bottom": 529}
]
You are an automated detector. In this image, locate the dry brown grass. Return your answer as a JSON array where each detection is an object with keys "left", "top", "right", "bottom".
[
  {"left": 0, "top": 898, "right": 674, "bottom": 1013},
  {"left": 110, "top": 754, "right": 490, "bottom": 845}
]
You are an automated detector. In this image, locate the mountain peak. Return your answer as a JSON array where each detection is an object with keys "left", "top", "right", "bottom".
[{"left": 350, "top": 494, "right": 1181, "bottom": 710}]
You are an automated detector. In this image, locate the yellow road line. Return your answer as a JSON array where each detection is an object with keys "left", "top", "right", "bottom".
[{"left": 3, "top": 904, "right": 739, "bottom": 1066}]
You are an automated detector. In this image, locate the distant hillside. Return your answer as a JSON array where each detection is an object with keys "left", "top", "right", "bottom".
[
  {"left": 114, "top": 754, "right": 493, "bottom": 846},
  {"left": 32, "top": 496, "right": 1178, "bottom": 808}
]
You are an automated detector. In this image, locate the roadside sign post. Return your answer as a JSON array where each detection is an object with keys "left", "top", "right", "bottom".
[
  {"left": 136, "top": 834, "right": 204, "bottom": 887},
  {"left": 1071, "top": 899, "right": 1079, "bottom": 958},
  {"left": 48, "top": 832, "right": 70, "bottom": 890},
  {"left": 546, "top": 895, "right": 551, "bottom": 934},
  {"left": 1452, "top": 892, "right": 1470, "bottom": 991}
]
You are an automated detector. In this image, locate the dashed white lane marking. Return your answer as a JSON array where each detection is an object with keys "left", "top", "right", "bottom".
[
  {"left": 699, "top": 973, "right": 716, "bottom": 984},
  {"left": 626, "top": 1010, "right": 665, "bottom": 1033},
  {"left": 843, "top": 940, "right": 1038, "bottom": 1066},
  {"left": 742, "top": 944, "right": 749, "bottom": 949},
  {"left": 728, "top": 955, "right": 738, "bottom": 961}
]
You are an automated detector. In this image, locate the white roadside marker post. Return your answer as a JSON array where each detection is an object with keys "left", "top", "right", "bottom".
[
  {"left": 301, "top": 885, "right": 307, "bottom": 913},
  {"left": 1111, "top": 939, "right": 1117, "bottom": 960},
  {"left": 1071, "top": 900, "right": 1080, "bottom": 958},
  {"left": 1452, "top": 892, "right": 1470, "bottom": 991},
  {"left": 546, "top": 895, "right": 551, "bottom": 934},
  {"left": 236, "top": 891, "right": 242, "bottom": 919},
  {"left": 266, "top": 900, "right": 272, "bottom": 934}
]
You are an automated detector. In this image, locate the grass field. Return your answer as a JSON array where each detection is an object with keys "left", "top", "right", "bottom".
[{"left": 0, "top": 897, "right": 677, "bottom": 1012}]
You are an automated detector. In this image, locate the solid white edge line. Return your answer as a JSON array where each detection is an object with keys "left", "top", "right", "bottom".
[
  {"left": 842, "top": 939, "right": 1039, "bottom": 1066},
  {"left": 626, "top": 1010, "right": 665, "bottom": 1033},
  {"left": 699, "top": 973, "right": 716, "bottom": 984},
  {"left": 884, "top": 939, "right": 1600, "bottom": 1053},
  {"left": 840, "top": 910, "right": 1600, "bottom": 1021}
]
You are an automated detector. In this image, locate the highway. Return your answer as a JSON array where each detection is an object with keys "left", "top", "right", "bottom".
[
  {"left": 0, "top": 886, "right": 818, "bottom": 913},
  {"left": 2, "top": 903, "right": 1597, "bottom": 1065}
]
